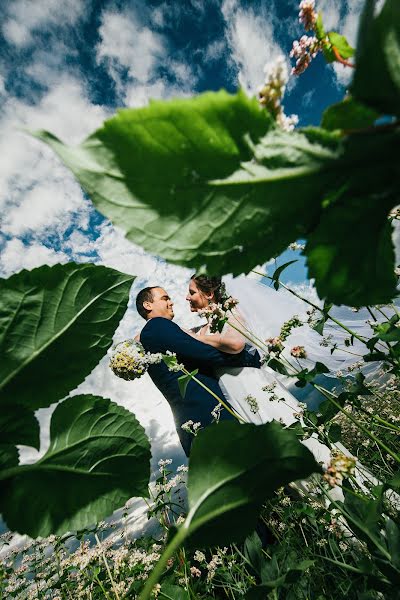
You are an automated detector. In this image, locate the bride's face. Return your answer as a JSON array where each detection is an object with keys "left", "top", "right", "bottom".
[{"left": 186, "top": 280, "right": 212, "bottom": 312}]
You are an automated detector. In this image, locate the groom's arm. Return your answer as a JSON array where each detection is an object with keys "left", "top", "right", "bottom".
[{"left": 142, "top": 317, "right": 258, "bottom": 367}]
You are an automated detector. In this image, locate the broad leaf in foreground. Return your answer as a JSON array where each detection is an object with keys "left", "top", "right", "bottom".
[
  {"left": 31, "top": 91, "right": 272, "bottom": 275},
  {"left": 32, "top": 92, "right": 399, "bottom": 305},
  {"left": 321, "top": 97, "right": 378, "bottom": 131},
  {"left": 304, "top": 128, "right": 399, "bottom": 306},
  {"left": 0, "top": 395, "right": 151, "bottom": 537},
  {"left": 31, "top": 107, "right": 341, "bottom": 275},
  {"left": 0, "top": 405, "right": 39, "bottom": 449},
  {"left": 0, "top": 263, "right": 134, "bottom": 409},
  {"left": 183, "top": 421, "right": 320, "bottom": 548},
  {"left": 351, "top": 0, "right": 400, "bottom": 116}
]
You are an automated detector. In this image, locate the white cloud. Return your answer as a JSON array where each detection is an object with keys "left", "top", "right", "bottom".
[
  {"left": 97, "top": 8, "right": 196, "bottom": 107},
  {"left": 3, "top": 0, "right": 87, "bottom": 47},
  {"left": 221, "top": 0, "right": 286, "bottom": 95},
  {"left": 0, "top": 239, "right": 68, "bottom": 277},
  {"left": 97, "top": 10, "right": 164, "bottom": 88},
  {"left": 0, "top": 77, "right": 109, "bottom": 242},
  {"left": 318, "top": 0, "right": 364, "bottom": 87}
]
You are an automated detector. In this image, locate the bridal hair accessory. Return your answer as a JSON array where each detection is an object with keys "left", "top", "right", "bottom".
[{"left": 108, "top": 339, "right": 162, "bottom": 381}]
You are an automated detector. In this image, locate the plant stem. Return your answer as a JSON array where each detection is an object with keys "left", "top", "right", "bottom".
[
  {"left": 252, "top": 271, "right": 368, "bottom": 344},
  {"left": 313, "top": 384, "right": 400, "bottom": 463},
  {"left": 95, "top": 533, "right": 120, "bottom": 600},
  {"left": 185, "top": 368, "right": 245, "bottom": 423},
  {"left": 332, "top": 46, "right": 355, "bottom": 68},
  {"left": 138, "top": 526, "right": 188, "bottom": 600}
]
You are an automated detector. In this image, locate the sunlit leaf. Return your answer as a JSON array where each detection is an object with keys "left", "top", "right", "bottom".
[
  {"left": 180, "top": 421, "right": 320, "bottom": 548},
  {"left": 0, "top": 263, "right": 134, "bottom": 409},
  {"left": 0, "top": 395, "right": 151, "bottom": 537},
  {"left": 321, "top": 98, "right": 379, "bottom": 131}
]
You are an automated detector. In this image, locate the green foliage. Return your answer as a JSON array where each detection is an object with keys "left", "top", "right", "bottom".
[
  {"left": 327, "top": 32, "right": 355, "bottom": 60},
  {"left": 31, "top": 91, "right": 272, "bottom": 275},
  {"left": 182, "top": 421, "right": 320, "bottom": 548},
  {"left": 0, "top": 405, "right": 39, "bottom": 471},
  {"left": 0, "top": 395, "right": 151, "bottom": 537},
  {"left": 33, "top": 93, "right": 399, "bottom": 306},
  {"left": 178, "top": 369, "right": 198, "bottom": 398},
  {"left": 0, "top": 263, "right": 135, "bottom": 410},
  {"left": 271, "top": 260, "right": 298, "bottom": 290},
  {"left": 315, "top": 12, "right": 326, "bottom": 41},
  {"left": 321, "top": 97, "right": 379, "bottom": 131},
  {"left": 352, "top": 0, "right": 400, "bottom": 116},
  {"left": 0, "top": 404, "right": 40, "bottom": 449}
]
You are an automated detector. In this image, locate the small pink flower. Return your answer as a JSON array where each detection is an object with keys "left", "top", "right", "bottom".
[
  {"left": 290, "top": 345, "right": 307, "bottom": 359},
  {"left": 299, "top": 0, "right": 317, "bottom": 31},
  {"left": 190, "top": 566, "right": 202, "bottom": 577}
]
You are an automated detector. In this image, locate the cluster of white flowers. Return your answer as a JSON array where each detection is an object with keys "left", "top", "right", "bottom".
[
  {"left": 266, "top": 336, "right": 284, "bottom": 355},
  {"left": 244, "top": 394, "right": 259, "bottom": 414},
  {"left": 319, "top": 333, "right": 333, "bottom": 347},
  {"left": 108, "top": 339, "right": 162, "bottom": 381},
  {"left": 290, "top": 345, "right": 307, "bottom": 359},
  {"left": 324, "top": 450, "right": 357, "bottom": 487},
  {"left": 158, "top": 458, "right": 173, "bottom": 473},
  {"left": 258, "top": 56, "right": 299, "bottom": 131},
  {"left": 181, "top": 420, "right": 202, "bottom": 435},
  {"left": 290, "top": 34, "right": 321, "bottom": 75},
  {"left": 211, "top": 403, "right": 223, "bottom": 422},
  {"left": 299, "top": 0, "right": 318, "bottom": 30},
  {"left": 198, "top": 295, "right": 239, "bottom": 333},
  {"left": 194, "top": 550, "right": 206, "bottom": 563},
  {"left": 289, "top": 241, "right": 306, "bottom": 251},
  {"left": 164, "top": 351, "right": 185, "bottom": 372}
]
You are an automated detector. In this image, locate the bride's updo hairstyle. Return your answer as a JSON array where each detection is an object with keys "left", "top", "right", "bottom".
[{"left": 191, "top": 274, "right": 226, "bottom": 303}]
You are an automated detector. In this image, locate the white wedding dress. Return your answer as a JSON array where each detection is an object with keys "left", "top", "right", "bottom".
[{"left": 194, "top": 275, "right": 382, "bottom": 497}]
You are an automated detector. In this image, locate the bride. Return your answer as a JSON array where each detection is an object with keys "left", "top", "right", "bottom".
[
  {"left": 186, "top": 274, "right": 301, "bottom": 426},
  {"left": 185, "top": 273, "right": 378, "bottom": 486}
]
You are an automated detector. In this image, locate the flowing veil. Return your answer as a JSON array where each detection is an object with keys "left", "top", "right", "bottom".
[{"left": 223, "top": 274, "right": 373, "bottom": 376}]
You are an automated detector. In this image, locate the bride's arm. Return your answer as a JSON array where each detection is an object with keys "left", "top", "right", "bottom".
[{"left": 196, "top": 323, "right": 245, "bottom": 354}]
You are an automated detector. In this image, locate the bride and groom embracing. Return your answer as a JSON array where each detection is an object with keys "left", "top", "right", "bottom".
[{"left": 136, "top": 274, "right": 306, "bottom": 457}]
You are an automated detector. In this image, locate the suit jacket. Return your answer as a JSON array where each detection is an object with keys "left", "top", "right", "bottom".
[{"left": 140, "top": 317, "right": 260, "bottom": 456}]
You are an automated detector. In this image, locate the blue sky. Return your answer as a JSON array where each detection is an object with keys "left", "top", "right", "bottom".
[
  {"left": 0, "top": 0, "right": 364, "bottom": 286},
  {"left": 0, "top": 0, "right": 374, "bottom": 485}
]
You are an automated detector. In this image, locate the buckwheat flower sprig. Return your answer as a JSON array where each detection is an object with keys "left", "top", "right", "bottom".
[
  {"left": 299, "top": 0, "right": 317, "bottom": 30},
  {"left": 108, "top": 339, "right": 162, "bottom": 381},
  {"left": 290, "top": 0, "right": 355, "bottom": 76},
  {"left": 198, "top": 296, "right": 239, "bottom": 333},
  {"left": 258, "top": 56, "right": 299, "bottom": 131},
  {"left": 290, "top": 35, "right": 321, "bottom": 75},
  {"left": 323, "top": 450, "right": 357, "bottom": 487}
]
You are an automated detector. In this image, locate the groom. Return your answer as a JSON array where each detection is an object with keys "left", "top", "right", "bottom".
[{"left": 137, "top": 286, "right": 261, "bottom": 456}]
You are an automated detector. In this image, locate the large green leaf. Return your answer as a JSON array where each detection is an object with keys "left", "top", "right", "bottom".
[
  {"left": 0, "top": 263, "right": 134, "bottom": 409},
  {"left": 32, "top": 93, "right": 399, "bottom": 306},
  {"left": 31, "top": 108, "right": 341, "bottom": 274},
  {"left": 181, "top": 421, "right": 319, "bottom": 548},
  {"left": 0, "top": 395, "right": 151, "bottom": 537},
  {"left": 304, "top": 127, "right": 399, "bottom": 306},
  {"left": 0, "top": 405, "right": 39, "bottom": 449},
  {"left": 305, "top": 192, "right": 397, "bottom": 306},
  {"left": 321, "top": 97, "right": 379, "bottom": 131},
  {"left": 351, "top": 0, "right": 400, "bottom": 116}
]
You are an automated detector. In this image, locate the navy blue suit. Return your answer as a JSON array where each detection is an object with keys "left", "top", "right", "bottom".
[{"left": 140, "top": 317, "right": 261, "bottom": 456}]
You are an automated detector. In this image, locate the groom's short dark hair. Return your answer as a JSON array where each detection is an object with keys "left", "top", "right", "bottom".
[{"left": 136, "top": 286, "right": 158, "bottom": 320}]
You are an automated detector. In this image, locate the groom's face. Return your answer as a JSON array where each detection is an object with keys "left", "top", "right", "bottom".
[{"left": 145, "top": 287, "right": 174, "bottom": 320}]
